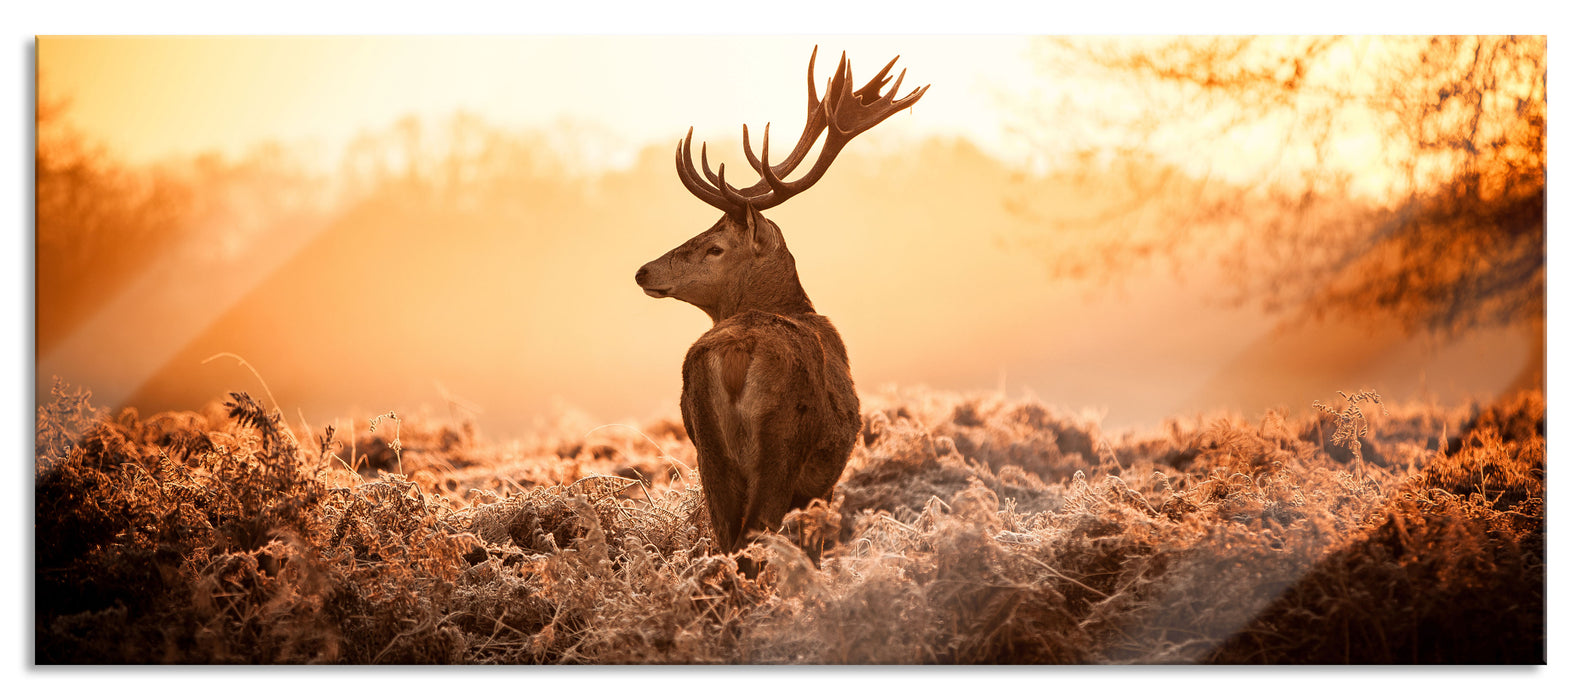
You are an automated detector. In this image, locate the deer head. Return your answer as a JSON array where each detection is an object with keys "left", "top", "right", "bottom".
[{"left": 636, "top": 47, "right": 928, "bottom": 323}]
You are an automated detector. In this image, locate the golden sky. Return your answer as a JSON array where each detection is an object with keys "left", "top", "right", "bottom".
[
  {"left": 40, "top": 36, "right": 1045, "bottom": 173},
  {"left": 38, "top": 35, "right": 1412, "bottom": 194},
  {"left": 33, "top": 34, "right": 1536, "bottom": 437}
]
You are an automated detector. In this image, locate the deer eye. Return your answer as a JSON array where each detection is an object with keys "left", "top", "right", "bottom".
[{"left": 706, "top": 246, "right": 725, "bottom": 257}]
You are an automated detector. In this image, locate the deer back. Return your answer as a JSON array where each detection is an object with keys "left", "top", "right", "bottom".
[{"left": 680, "top": 309, "right": 860, "bottom": 552}]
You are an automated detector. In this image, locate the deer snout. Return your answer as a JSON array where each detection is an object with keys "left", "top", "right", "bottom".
[{"left": 636, "top": 264, "right": 670, "bottom": 298}]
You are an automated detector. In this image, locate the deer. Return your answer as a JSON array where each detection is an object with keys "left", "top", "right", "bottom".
[{"left": 635, "top": 47, "right": 927, "bottom": 560}]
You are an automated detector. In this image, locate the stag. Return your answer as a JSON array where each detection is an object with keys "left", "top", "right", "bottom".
[{"left": 635, "top": 47, "right": 927, "bottom": 556}]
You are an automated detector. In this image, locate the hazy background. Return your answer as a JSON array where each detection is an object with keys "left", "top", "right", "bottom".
[{"left": 35, "top": 36, "right": 1538, "bottom": 438}]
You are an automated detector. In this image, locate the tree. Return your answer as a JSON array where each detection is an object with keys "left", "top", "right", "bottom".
[
  {"left": 35, "top": 94, "right": 196, "bottom": 352},
  {"left": 1016, "top": 36, "right": 1545, "bottom": 339},
  {"left": 35, "top": 92, "right": 331, "bottom": 356}
]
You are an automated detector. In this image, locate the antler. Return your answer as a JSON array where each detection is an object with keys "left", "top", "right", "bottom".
[{"left": 676, "top": 46, "right": 929, "bottom": 216}]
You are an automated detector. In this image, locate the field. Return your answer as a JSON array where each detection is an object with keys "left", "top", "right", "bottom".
[{"left": 34, "top": 380, "right": 1544, "bottom": 664}]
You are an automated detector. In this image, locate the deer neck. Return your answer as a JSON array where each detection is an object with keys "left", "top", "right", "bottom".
[{"left": 708, "top": 252, "right": 815, "bottom": 324}]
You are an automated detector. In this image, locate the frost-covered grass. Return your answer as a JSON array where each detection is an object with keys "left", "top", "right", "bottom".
[{"left": 34, "top": 381, "right": 1543, "bottom": 663}]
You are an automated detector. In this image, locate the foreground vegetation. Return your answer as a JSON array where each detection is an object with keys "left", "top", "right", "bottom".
[{"left": 34, "top": 380, "right": 1544, "bottom": 663}]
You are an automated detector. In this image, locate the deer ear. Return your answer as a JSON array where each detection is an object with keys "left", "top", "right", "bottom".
[
  {"left": 746, "top": 210, "right": 783, "bottom": 254},
  {"left": 737, "top": 207, "right": 757, "bottom": 246}
]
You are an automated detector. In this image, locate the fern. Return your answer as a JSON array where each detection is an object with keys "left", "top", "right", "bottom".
[{"left": 1312, "top": 389, "right": 1386, "bottom": 466}]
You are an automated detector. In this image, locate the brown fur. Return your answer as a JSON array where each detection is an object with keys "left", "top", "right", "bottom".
[
  {"left": 718, "top": 344, "right": 752, "bottom": 404},
  {"left": 637, "top": 210, "right": 861, "bottom": 554},
  {"left": 633, "top": 47, "right": 924, "bottom": 559}
]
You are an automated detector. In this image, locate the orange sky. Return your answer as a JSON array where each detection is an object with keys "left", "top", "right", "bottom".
[
  {"left": 39, "top": 36, "right": 1044, "bottom": 172},
  {"left": 33, "top": 35, "right": 1537, "bottom": 438},
  {"left": 38, "top": 36, "right": 1418, "bottom": 193}
]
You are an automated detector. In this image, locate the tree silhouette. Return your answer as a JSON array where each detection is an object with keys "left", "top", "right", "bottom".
[
  {"left": 1016, "top": 36, "right": 1544, "bottom": 340},
  {"left": 35, "top": 94, "right": 196, "bottom": 352},
  {"left": 35, "top": 92, "right": 332, "bottom": 360}
]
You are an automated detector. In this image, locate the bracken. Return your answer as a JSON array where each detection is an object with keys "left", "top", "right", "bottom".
[{"left": 34, "top": 380, "right": 1544, "bottom": 664}]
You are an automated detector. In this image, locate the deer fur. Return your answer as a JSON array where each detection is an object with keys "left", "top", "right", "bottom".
[
  {"left": 636, "top": 46, "right": 924, "bottom": 558},
  {"left": 636, "top": 209, "right": 859, "bottom": 553}
]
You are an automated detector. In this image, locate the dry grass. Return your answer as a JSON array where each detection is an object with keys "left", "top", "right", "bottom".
[{"left": 34, "top": 379, "right": 1544, "bottom": 664}]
